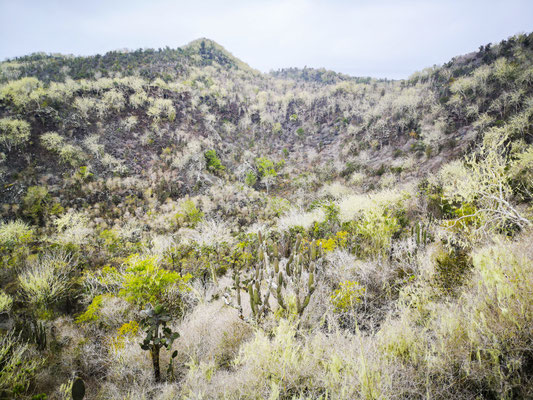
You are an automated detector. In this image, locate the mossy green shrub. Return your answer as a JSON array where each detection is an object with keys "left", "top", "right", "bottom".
[{"left": 204, "top": 150, "right": 225, "bottom": 174}]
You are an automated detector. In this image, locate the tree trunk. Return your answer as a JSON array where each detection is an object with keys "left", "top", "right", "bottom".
[{"left": 151, "top": 346, "right": 161, "bottom": 382}]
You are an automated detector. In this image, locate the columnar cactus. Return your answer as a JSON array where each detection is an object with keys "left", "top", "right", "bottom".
[
  {"left": 411, "top": 221, "right": 429, "bottom": 248},
  {"left": 230, "top": 232, "right": 322, "bottom": 322}
]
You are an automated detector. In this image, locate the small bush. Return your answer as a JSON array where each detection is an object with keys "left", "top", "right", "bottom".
[
  {"left": 0, "top": 220, "right": 33, "bottom": 251},
  {"left": 0, "top": 330, "right": 43, "bottom": 397},
  {"left": 0, "top": 290, "right": 13, "bottom": 313},
  {"left": 0, "top": 118, "right": 31, "bottom": 151},
  {"left": 204, "top": 149, "right": 225, "bottom": 173},
  {"left": 18, "top": 251, "right": 75, "bottom": 316}
]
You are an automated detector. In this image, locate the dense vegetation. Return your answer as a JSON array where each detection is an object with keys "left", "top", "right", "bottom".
[{"left": 0, "top": 34, "right": 532, "bottom": 399}]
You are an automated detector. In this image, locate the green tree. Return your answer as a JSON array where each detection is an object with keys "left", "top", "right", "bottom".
[
  {"left": 256, "top": 157, "right": 282, "bottom": 193},
  {"left": 204, "top": 149, "right": 225, "bottom": 174}
]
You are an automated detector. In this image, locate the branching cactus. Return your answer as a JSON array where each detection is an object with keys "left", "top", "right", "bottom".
[{"left": 230, "top": 232, "right": 322, "bottom": 322}]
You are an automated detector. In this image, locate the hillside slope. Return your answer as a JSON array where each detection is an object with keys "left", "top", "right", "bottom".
[{"left": 0, "top": 34, "right": 532, "bottom": 399}]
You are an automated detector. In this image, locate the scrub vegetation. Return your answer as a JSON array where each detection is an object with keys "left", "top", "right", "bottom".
[{"left": 0, "top": 34, "right": 532, "bottom": 399}]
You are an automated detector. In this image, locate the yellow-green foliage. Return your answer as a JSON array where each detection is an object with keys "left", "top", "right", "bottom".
[
  {"left": 41, "top": 131, "right": 64, "bottom": 151},
  {"left": 378, "top": 235, "right": 533, "bottom": 398},
  {"left": 22, "top": 185, "right": 63, "bottom": 225},
  {"left": 0, "top": 32, "right": 532, "bottom": 400},
  {"left": 378, "top": 313, "right": 425, "bottom": 365},
  {"left": 129, "top": 90, "right": 148, "bottom": 108},
  {"left": 317, "top": 230, "right": 348, "bottom": 252},
  {"left": 428, "top": 239, "right": 533, "bottom": 397},
  {"left": 54, "top": 211, "right": 92, "bottom": 246},
  {"left": 433, "top": 248, "right": 471, "bottom": 293},
  {"left": 81, "top": 256, "right": 192, "bottom": 314},
  {"left": 110, "top": 320, "right": 140, "bottom": 349},
  {"left": 0, "top": 220, "right": 33, "bottom": 269},
  {"left": 60, "top": 144, "right": 85, "bottom": 167},
  {"left": 102, "top": 89, "right": 125, "bottom": 111},
  {"left": 218, "top": 319, "right": 382, "bottom": 400},
  {"left": 509, "top": 143, "right": 533, "bottom": 198},
  {"left": 354, "top": 208, "right": 400, "bottom": 257},
  {"left": 119, "top": 255, "right": 191, "bottom": 306},
  {"left": 76, "top": 294, "right": 108, "bottom": 323},
  {"left": 0, "top": 77, "right": 44, "bottom": 110},
  {"left": 0, "top": 220, "right": 33, "bottom": 250},
  {"left": 22, "top": 186, "right": 49, "bottom": 225},
  {"left": 41, "top": 131, "right": 85, "bottom": 166},
  {"left": 330, "top": 280, "right": 366, "bottom": 312},
  {"left": 440, "top": 128, "right": 531, "bottom": 240},
  {"left": 0, "top": 118, "right": 31, "bottom": 151},
  {"left": 0, "top": 330, "right": 43, "bottom": 397},
  {"left": 147, "top": 98, "right": 176, "bottom": 122},
  {"left": 117, "top": 320, "right": 139, "bottom": 337},
  {"left": 74, "top": 96, "right": 98, "bottom": 119},
  {"left": 18, "top": 252, "right": 74, "bottom": 311},
  {"left": 235, "top": 319, "right": 322, "bottom": 397},
  {"left": 175, "top": 199, "right": 204, "bottom": 228},
  {"left": 337, "top": 190, "right": 406, "bottom": 257},
  {"left": 0, "top": 290, "right": 13, "bottom": 313}
]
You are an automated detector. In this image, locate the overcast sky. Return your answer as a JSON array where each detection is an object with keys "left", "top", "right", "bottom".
[{"left": 0, "top": 0, "right": 531, "bottom": 79}]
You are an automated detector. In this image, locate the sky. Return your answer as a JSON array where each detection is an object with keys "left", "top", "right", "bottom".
[{"left": 0, "top": 0, "right": 531, "bottom": 79}]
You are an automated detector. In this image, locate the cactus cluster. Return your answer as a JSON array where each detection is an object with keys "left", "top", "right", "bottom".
[
  {"left": 230, "top": 232, "right": 323, "bottom": 322},
  {"left": 411, "top": 221, "right": 429, "bottom": 248}
]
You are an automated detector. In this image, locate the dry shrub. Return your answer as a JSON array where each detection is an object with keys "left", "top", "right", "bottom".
[
  {"left": 377, "top": 230, "right": 533, "bottom": 399},
  {"left": 99, "top": 333, "right": 153, "bottom": 398},
  {"left": 183, "top": 318, "right": 393, "bottom": 400},
  {"left": 97, "top": 295, "right": 133, "bottom": 329},
  {"left": 177, "top": 301, "right": 253, "bottom": 368}
]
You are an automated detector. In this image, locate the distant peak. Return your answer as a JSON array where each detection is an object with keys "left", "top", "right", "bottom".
[{"left": 182, "top": 38, "right": 256, "bottom": 72}]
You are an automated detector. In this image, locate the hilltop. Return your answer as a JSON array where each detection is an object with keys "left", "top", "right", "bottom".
[{"left": 0, "top": 33, "right": 532, "bottom": 399}]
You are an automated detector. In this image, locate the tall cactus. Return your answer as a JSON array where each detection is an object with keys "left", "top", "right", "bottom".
[
  {"left": 411, "top": 221, "right": 429, "bottom": 248},
  {"left": 230, "top": 232, "right": 322, "bottom": 322}
]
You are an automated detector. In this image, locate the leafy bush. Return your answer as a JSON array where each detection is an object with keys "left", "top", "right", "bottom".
[
  {"left": 80, "top": 255, "right": 192, "bottom": 315},
  {"left": 433, "top": 248, "right": 472, "bottom": 294},
  {"left": 0, "top": 220, "right": 33, "bottom": 251},
  {"left": 76, "top": 294, "right": 108, "bottom": 323},
  {"left": 0, "top": 220, "right": 33, "bottom": 269},
  {"left": 175, "top": 200, "right": 204, "bottom": 228},
  {"left": 0, "top": 77, "right": 43, "bottom": 111},
  {"left": 0, "top": 118, "right": 31, "bottom": 151},
  {"left": 40, "top": 131, "right": 64, "bottom": 151},
  {"left": 204, "top": 149, "right": 225, "bottom": 173},
  {"left": 147, "top": 98, "right": 175, "bottom": 122},
  {"left": 41, "top": 132, "right": 86, "bottom": 167},
  {"left": 330, "top": 280, "right": 366, "bottom": 313},
  {"left": 120, "top": 255, "right": 191, "bottom": 307},
  {"left": 354, "top": 208, "right": 400, "bottom": 257},
  {"left": 245, "top": 171, "right": 257, "bottom": 187},
  {"left": 22, "top": 186, "right": 62, "bottom": 225},
  {"left": 440, "top": 129, "right": 531, "bottom": 242}
]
